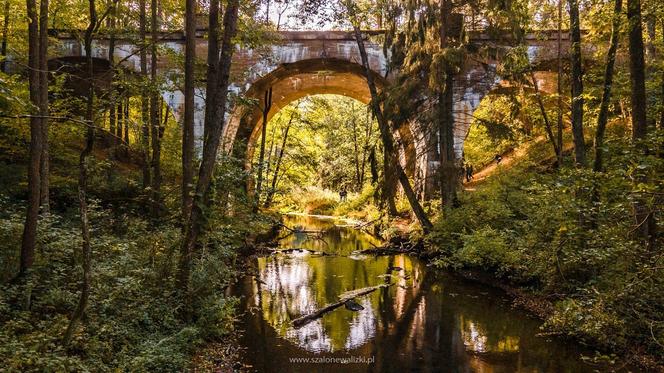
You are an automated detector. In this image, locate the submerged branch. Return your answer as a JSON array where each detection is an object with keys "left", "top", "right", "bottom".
[{"left": 292, "top": 284, "right": 392, "bottom": 328}]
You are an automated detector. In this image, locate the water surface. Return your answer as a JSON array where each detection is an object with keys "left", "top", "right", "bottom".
[{"left": 236, "top": 214, "right": 623, "bottom": 372}]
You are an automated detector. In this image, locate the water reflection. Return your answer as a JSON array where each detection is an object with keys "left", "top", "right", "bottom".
[
  {"left": 237, "top": 215, "right": 624, "bottom": 372},
  {"left": 278, "top": 214, "right": 382, "bottom": 255}
]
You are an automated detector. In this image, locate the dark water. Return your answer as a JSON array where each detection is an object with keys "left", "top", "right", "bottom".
[{"left": 236, "top": 214, "right": 624, "bottom": 372}]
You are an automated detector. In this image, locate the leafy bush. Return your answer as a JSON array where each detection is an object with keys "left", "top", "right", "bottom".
[
  {"left": 428, "top": 128, "right": 664, "bottom": 360},
  {"left": 0, "top": 197, "right": 241, "bottom": 372},
  {"left": 278, "top": 186, "right": 339, "bottom": 215}
]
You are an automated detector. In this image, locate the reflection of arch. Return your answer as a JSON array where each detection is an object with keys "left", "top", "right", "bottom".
[{"left": 222, "top": 58, "right": 420, "bottom": 186}]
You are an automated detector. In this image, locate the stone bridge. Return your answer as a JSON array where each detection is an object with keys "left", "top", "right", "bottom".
[{"left": 51, "top": 29, "right": 578, "bottom": 198}]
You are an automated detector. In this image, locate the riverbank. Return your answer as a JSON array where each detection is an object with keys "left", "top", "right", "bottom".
[{"left": 354, "top": 225, "right": 662, "bottom": 371}]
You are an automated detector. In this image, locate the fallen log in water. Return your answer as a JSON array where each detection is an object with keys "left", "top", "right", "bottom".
[
  {"left": 292, "top": 284, "right": 392, "bottom": 328},
  {"left": 270, "top": 248, "right": 333, "bottom": 256}
]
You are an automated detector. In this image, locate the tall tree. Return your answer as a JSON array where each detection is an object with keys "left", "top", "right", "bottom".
[
  {"left": 149, "top": 0, "right": 161, "bottom": 216},
  {"left": 1, "top": 0, "right": 8, "bottom": 73},
  {"left": 626, "top": 0, "right": 657, "bottom": 247},
  {"left": 264, "top": 106, "right": 298, "bottom": 208},
  {"left": 123, "top": 96, "right": 129, "bottom": 143},
  {"left": 346, "top": 3, "right": 432, "bottom": 232},
  {"left": 203, "top": 0, "right": 220, "bottom": 143},
  {"left": 351, "top": 102, "right": 362, "bottom": 190},
  {"left": 139, "top": 0, "right": 150, "bottom": 188},
  {"left": 568, "top": 0, "right": 586, "bottom": 167},
  {"left": 382, "top": 138, "right": 398, "bottom": 215},
  {"left": 38, "top": 0, "right": 49, "bottom": 213},
  {"left": 19, "top": 0, "right": 44, "bottom": 276},
  {"left": 556, "top": 0, "right": 564, "bottom": 166},
  {"left": 182, "top": 0, "right": 196, "bottom": 222},
  {"left": 438, "top": 0, "right": 458, "bottom": 212},
  {"left": 255, "top": 87, "right": 272, "bottom": 209},
  {"left": 63, "top": 0, "right": 96, "bottom": 346},
  {"left": 107, "top": 0, "right": 117, "bottom": 143},
  {"left": 178, "top": 0, "right": 240, "bottom": 303},
  {"left": 661, "top": 22, "right": 664, "bottom": 130},
  {"left": 593, "top": 0, "right": 622, "bottom": 172}
]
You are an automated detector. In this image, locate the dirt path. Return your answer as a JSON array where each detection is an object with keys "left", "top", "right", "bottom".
[
  {"left": 463, "top": 135, "right": 572, "bottom": 191},
  {"left": 463, "top": 143, "right": 534, "bottom": 191}
]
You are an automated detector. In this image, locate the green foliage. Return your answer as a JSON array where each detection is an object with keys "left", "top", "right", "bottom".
[
  {"left": 254, "top": 95, "right": 383, "bottom": 218},
  {"left": 334, "top": 184, "right": 381, "bottom": 221},
  {"left": 429, "top": 127, "right": 664, "bottom": 359},
  {"left": 281, "top": 186, "right": 339, "bottom": 215},
  {"left": 0, "top": 196, "right": 241, "bottom": 372}
]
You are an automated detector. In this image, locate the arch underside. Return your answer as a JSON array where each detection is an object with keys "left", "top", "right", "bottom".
[
  {"left": 223, "top": 58, "right": 420, "bottom": 189},
  {"left": 453, "top": 61, "right": 561, "bottom": 157}
]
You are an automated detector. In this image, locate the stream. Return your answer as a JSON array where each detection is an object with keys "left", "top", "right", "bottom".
[{"left": 235, "top": 214, "right": 622, "bottom": 372}]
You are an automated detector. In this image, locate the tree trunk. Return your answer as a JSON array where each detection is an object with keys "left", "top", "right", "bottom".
[
  {"left": 626, "top": 0, "right": 657, "bottom": 248},
  {"left": 530, "top": 69, "right": 560, "bottom": 158},
  {"left": 661, "top": 21, "right": 664, "bottom": 131},
  {"left": 593, "top": 0, "right": 621, "bottom": 173},
  {"left": 265, "top": 108, "right": 296, "bottom": 208},
  {"left": 349, "top": 21, "right": 432, "bottom": 232},
  {"left": 124, "top": 96, "right": 129, "bottom": 144},
  {"left": 177, "top": 0, "right": 240, "bottom": 307},
  {"left": 265, "top": 122, "right": 277, "bottom": 186},
  {"left": 359, "top": 113, "right": 372, "bottom": 186},
  {"left": 38, "top": 0, "right": 49, "bottom": 213},
  {"left": 645, "top": 15, "right": 656, "bottom": 60},
  {"left": 19, "top": 0, "right": 43, "bottom": 277},
  {"left": 63, "top": 0, "right": 96, "bottom": 346},
  {"left": 149, "top": 0, "right": 161, "bottom": 217},
  {"left": 182, "top": 0, "right": 196, "bottom": 222},
  {"left": 139, "top": 0, "right": 150, "bottom": 189},
  {"left": 351, "top": 103, "right": 362, "bottom": 191},
  {"left": 556, "top": 0, "right": 564, "bottom": 165},
  {"left": 255, "top": 87, "right": 272, "bottom": 210},
  {"left": 438, "top": 0, "right": 458, "bottom": 212},
  {"left": 116, "top": 99, "right": 122, "bottom": 139},
  {"left": 1, "top": 0, "right": 9, "bottom": 73},
  {"left": 627, "top": 0, "right": 648, "bottom": 140},
  {"left": 383, "top": 149, "right": 398, "bottom": 215},
  {"left": 568, "top": 0, "right": 586, "bottom": 167},
  {"left": 108, "top": 0, "right": 116, "bottom": 143},
  {"left": 203, "top": 0, "right": 219, "bottom": 142}
]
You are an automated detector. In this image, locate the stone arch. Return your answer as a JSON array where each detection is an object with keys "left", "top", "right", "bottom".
[
  {"left": 222, "top": 58, "right": 421, "bottom": 190},
  {"left": 452, "top": 57, "right": 568, "bottom": 157}
]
